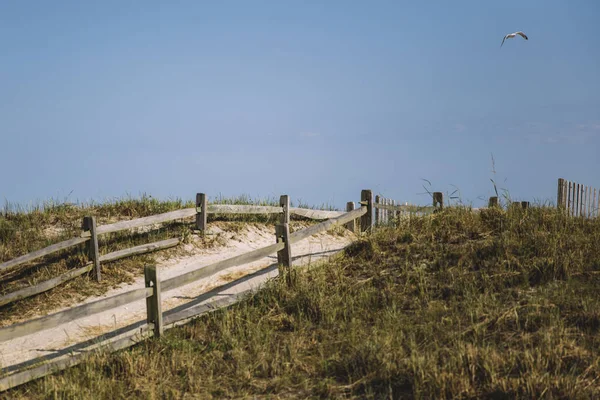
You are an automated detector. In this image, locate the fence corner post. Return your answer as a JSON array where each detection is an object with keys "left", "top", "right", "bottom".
[
  {"left": 196, "top": 193, "right": 207, "bottom": 232},
  {"left": 144, "top": 265, "right": 163, "bottom": 338},
  {"left": 488, "top": 196, "right": 499, "bottom": 208},
  {"left": 345, "top": 201, "right": 356, "bottom": 233},
  {"left": 360, "top": 189, "right": 373, "bottom": 233},
  {"left": 433, "top": 192, "right": 444, "bottom": 210},
  {"left": 82, "top": 216, "right": 101, "bottom": 282}
]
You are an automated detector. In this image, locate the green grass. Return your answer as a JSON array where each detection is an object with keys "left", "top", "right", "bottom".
[{"left": 5, "top": 205, "right": 599, "bottom": 399}]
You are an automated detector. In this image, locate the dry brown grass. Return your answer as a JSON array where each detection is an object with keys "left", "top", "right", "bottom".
[{"left": 5, "top": 205, "right": 599, "bottom": 399}]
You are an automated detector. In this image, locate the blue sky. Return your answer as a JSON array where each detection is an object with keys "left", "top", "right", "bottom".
[{"left": 1, "top": 1, "right": 599, "bottom": 210}]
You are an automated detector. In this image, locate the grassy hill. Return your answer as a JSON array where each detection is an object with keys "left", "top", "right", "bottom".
[{"left": 4, "top": 205, "right": 600, "bottom": 399}]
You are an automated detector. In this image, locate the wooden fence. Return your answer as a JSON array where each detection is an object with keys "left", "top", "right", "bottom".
[
  {"left": 0, "top": 196, "right": 346, "bottom": 308},
  {"left": 372, "top": 193, "right": 442, "bottom": 225},
  {"left": 0, "top": 190, "right": 374, "bottom": 391},
  {"left": 557, "top": 178, "right": 599, "bottom": 218}
]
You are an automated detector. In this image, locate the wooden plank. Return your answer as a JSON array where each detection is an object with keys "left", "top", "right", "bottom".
[
  {"left": 208, "top": 204, "right": 283, "bottom": 215},
  {"left": 361, "top": 190, "right": 373, "bottom": 233},
  {"left": 289, "top": 207, "right": 367, "bottom": 244},
  {"left": 386, "top": 198, "right": 391, "bottom": 224},
  {"left": 375, "top": 195, "right": 381, "bottom": 225},
  {"left": 80, "top": 208, "right": 196, "bottom": 238},
  {"left": 161, "top": 241, "right": 285, "bottom": 292},
  {"left": 144, "top": 265, "right": 163, "bottom": 338},
  {"left": 83, "top": 216, "right": 101, "bottom": 282},
  {"left": 0, "top": 264, "right": 94, "bottom": 308},
  {"left": 592, "top": 188, "right": 600, "bottom": 217},
  {"left": 568, "top": 181, "right": 572, "bottom": 216},
  {"left": 586, "top": 186, "right": 590, "bottom": 217},
  {"left": 100, "top": 238, "right": 180, "bottom": 263},
  {"left": 0, "top": 287, "right": 153, "bottom": 343},
  {"left": 289, "top": 208, "right": 344, "bottom": 220},
  {"left": 576, "top": 183, "right": 580, "bottom": 217},
  {"left": 0, "top": 237, "right": 89, "bottom": 274}
]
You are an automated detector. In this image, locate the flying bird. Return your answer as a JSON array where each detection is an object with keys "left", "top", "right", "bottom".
[{"left": 501, "top": 31, "right": 528, "bottom": 47}]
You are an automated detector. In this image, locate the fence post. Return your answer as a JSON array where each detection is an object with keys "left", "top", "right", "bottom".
[
  {"left": 556, "top": 178, "right": 565, "bottom": 208},
  {"left": 568, "top": 182, "right": 572, "bottom": 216},
  {"left": 360, "top": 189, "right": 373, "bottom": 233},
  {"left": 144, "top": 265, "right": 163, "bottom": 338},
  {"left": 82, "top": 216, "right": 101, "bottom": 282},
  {"left": 196, "top": 193, "right": 207, "bottom": 232},
  {"left": 345, "top": 202, "right": 356, "bottom": 233},
  {"left": 521, "top": 201, "right": 530, "bottom": 209},
  {"left": 276, "top": 195, "right": 292, "bottom": 285},
  {"left": 375, "top": 195, "right": 380, "bottom": 226},
  {"left": 386, "top": 198, "right": 390, "bottom": 223},
  {"left": 433, "top": 192, "right": 444, "bottom": 209},
  {"left": 594, "top": 188, "right": 598, "bottom": 218},
  {"left": 488, "top": 196, "right": 499, "bottom": 208},
  {"left": 587, "top": 186, "right": 591, "bottom": 217}
]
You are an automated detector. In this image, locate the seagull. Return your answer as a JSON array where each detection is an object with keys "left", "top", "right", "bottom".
[{"left": 501, "top": 31, "right": 528, "bottom": 47}]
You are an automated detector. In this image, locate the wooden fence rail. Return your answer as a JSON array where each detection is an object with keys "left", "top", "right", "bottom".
[
  {"left": 557, "top": 178, "right": 599, "bottom": 218},
  {"left": 0, "top": 238, "right": 180, "bottom": 308},
  {"left": 0, "top": 190, "right": 374, "bottom": 394}
]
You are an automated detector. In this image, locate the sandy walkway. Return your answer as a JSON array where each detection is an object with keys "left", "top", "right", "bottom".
[{"left": 0, "top": 223, "right": 355, "bottom": 372}]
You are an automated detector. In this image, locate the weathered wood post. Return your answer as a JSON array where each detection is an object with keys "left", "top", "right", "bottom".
[
  {"left": 521, "top": 201, "right": 530, "bottom": 209},
  {"left": 575, "top": 183, "right": 580, "bottom": 217},
  {"left": 488, "top": 196, "right": 499, "bottom": 208},
  {"left": 433, "top": 192, "right": 444, "bottom": 209},
  {"left": 375, "top": 195, "right": 381, "bottom": 226},
  {"left": 345, "top": 202, "right": 356, "bottom": 233},
  {"left": 568, "top": 181, "right": 573, "bottom": 216},
  {"left": 144, "top": 265, "right": 163, "bottom": 338},
  {"left": 276, "top": 195, "right": 292, "bottom": 285},
  {"left": 585, "top": 186, "right": 590, "bottom": 218},
  {"left": 557, "top": 178, "right": 565, "bottom": 209},
  {"left": 82, "top": 216, "right": 101, "bottom": 282},
  {"left": 196, "top": 193, "right": 207, "bottom": 232},
  {"left": 385, "top": 199, "right": 392, "bottom": 224},
  {"left": 360, "top": 189, "right": 373, "bottom": 233}
]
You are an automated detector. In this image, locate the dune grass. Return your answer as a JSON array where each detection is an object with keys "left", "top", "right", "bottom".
[
  {"left": 5, "top": 205, "right": 599, "bottom": 399},
  {"left": 0, "top": 194, "right": 334, "bottom": 324}
]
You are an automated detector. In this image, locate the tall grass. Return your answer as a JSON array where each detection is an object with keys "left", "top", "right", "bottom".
[{"left": 6, "top": 205, "right": 599, "bottom": 398}]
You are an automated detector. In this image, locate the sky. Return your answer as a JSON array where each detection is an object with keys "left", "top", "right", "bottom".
[{"left": 1, "top": 1, "right": 599, "bottom": 210}]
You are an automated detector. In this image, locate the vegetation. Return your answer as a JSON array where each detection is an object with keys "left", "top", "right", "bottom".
[
  {"left": 0, "top": 194, "right": 329, "bottom": 324},
  {"left": 6, "top": 205, "right": 599, "bottom": 398}
]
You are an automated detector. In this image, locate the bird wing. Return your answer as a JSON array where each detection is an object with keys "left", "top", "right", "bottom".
[
  {"left": 501, "top": 35, "right": 507, "bottom": 47},
  {"left": 516, "top": 31, "right": 528, "bottom": 40}
]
